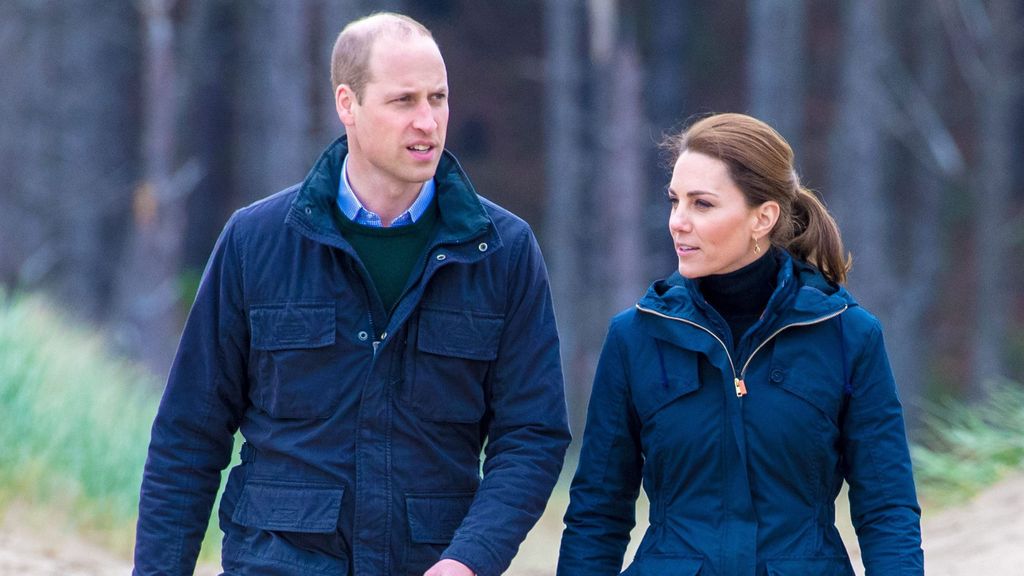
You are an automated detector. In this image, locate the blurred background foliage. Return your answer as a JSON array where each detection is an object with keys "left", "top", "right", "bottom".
[{"left": 0, "top": 0, "right": 1022, "bottom": 564}]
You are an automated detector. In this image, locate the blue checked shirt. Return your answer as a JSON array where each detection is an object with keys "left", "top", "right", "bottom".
[{"left": 337, "top": 155, "right": 436, "bottom": 227}]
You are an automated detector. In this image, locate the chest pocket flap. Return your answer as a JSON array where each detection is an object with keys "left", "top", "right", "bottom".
[
  {"left": 408, "top": 307, "right": 504, "bottom": 423},
  {"left": 250, "top": 302, "right": 336, "bottom": 351},
  {"left": 632, "top": 339, "right": 701, "bottom": 422},
  {"left": 417, "top": 307, "right": 503, "bottom": 360},
  {"left": 769, "top": 328, "right": 845, "bottom": 424},
  {"left": 248, "top": 302, "right": 338, "bottom": 419}
]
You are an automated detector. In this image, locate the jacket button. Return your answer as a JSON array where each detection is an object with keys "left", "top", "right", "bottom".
[
  {"left": 380, "top": 332, "right": 387, "bottom": 340},
  {"left": 357, "top": 331, "right": 369, "bottom": 341},
  {"left": 770, "top": 369, "right": 784, "bottom": 382},
  {"left": 478, "top": 242, "right": 488, "bottom": 252},
  {"left": 305, "top": 207, "right": 312, "bottom": 215},
  {"left": 436, "top": 253, "right": 447, "bottom": 261}
]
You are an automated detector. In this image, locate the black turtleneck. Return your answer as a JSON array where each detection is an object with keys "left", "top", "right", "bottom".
[{"left": 697, "top": 250, "right": 780, "bottom": 351}]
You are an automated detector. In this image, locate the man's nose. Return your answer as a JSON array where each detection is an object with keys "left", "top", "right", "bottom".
[{"left": 412, "top": 101, "right": 438, "bottom": 131}]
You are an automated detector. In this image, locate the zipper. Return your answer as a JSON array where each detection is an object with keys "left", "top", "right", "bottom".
[
  {"left": 735, "top": 306, "right": 848, "bottom": 379},
  {"left": 635, "top": 305, "right": 740, "bottom": 394},
  {"left": 635, "top": 303, "right": 848, "bottom": 397}
]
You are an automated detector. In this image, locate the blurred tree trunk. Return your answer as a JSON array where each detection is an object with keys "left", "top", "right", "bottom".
[
  {"left": 828, "top": 0, "right": 937, "bottom": 406},
  {"left": 180, "top": 1, "right": 361, "bottom": 278},
  {"left": 592, "top": 4, "right": 646, "bottom": 313},
  {"left": 232, "top": 0, "right": 363, "bottom": 208},
  {"left": 828, "top": 0, "right": 966, "bottom": 413},
  {"left": 0, "top": 1, "right": 139, "bottom": 320},
  {"left": 179, "top": 0, "right": 238, "bottom": 277},
  {"left": 544, "top": 0, "right": 589, "bottom": 432},
  {"left": 114, "top": 0, "right": 193, "bottom": 376},
  {"left": 828, "top": 0, "right": 892, "bottom": 316},
  {"left": 936, "top": 0, "right": 1022, "bottom": 393},
  {"left": 645, "top": 0, "right": 688, "bottom": 278},
  {"left": 747, "top": 0, "right": 806, "bottom": 149},
  {"left": 881, "top": 2, "right": 955, "bottom": 424}
]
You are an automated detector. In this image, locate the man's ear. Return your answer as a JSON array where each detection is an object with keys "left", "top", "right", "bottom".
[
  {"left": 753, "top": 200, "right": 781, "bottom": 240},
  {"left": 336, "top": 84, "right": 357, "bottom": 127}
]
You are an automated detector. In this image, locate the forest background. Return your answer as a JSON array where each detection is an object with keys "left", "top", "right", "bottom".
[{"left": 0, "top": 0, "right": 1022, "bottom": 572}]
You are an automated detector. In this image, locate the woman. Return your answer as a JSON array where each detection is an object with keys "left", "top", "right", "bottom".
[{"left": 557, "top": 113, "right": 923, "bottom": 576}]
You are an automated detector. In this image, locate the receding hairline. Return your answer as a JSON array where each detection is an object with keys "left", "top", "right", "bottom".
[
  {"left": 331, "top": 12, "right": 436, "bottom": 93},
  {"left": 342, "top": 12, "right": 432, "bottom": 42}
]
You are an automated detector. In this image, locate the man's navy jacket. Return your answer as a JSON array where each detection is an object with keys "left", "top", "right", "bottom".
[{"left": 133, "top": 137, "right": 571, "bottom": 576}]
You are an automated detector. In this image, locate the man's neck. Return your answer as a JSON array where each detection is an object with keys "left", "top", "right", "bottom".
[{"left": 345, "top": 158, "right": 424, "bottom": 227}]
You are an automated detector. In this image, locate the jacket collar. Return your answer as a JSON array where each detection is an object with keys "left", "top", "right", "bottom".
[
  {"left": 285, "top": 136, "right": 495, "bottom": 250},
  {"left": 637, "top": 250, "right": 856, "bottom": 339}
]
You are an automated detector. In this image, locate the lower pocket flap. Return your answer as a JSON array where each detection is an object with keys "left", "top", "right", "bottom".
[
  {"left": 623, "top": 555, "right": 704, "bottom": 576},
  {"left": 232, "top": 481, "right": 344, "bottom": 533},
  {"left": 406, "top": 493, "right": 475, "bottom": 544},
  {"left": 767, "top": 557, "right": 853, "bottom": 576}
]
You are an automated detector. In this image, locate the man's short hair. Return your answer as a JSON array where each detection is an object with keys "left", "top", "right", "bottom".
[{"left": 331, "top": 12, "right": 434, "bottom": 102}]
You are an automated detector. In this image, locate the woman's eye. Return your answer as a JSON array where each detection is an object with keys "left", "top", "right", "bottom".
[{"left": 694, "top": 199, "right": 713, "bottom": 209}]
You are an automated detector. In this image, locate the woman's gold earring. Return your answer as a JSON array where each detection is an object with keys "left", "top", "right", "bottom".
[{"left": 754, "top": 238, "right": 761, "bottom": 254}]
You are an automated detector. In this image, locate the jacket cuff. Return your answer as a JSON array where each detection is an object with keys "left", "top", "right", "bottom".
[{"left": 441, "top": 541, "right": 500, "bottom": 576}]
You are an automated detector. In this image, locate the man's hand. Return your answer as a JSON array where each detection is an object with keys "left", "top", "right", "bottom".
[{"left": 424, "top": 558, "right": 475, "bottom": 576}]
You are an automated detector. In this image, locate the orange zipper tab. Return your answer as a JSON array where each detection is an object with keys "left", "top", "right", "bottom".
[{"left": 734, "top": 377, "right": 747, "bottom": 397}]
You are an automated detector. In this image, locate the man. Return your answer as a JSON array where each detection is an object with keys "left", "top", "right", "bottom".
[{"left": 134, "top": 12, "right": 570, "bottom": 576}]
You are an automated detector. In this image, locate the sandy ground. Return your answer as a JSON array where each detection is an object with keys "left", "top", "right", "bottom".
[{"left": 2, "top": 473, "right": 1022, "bottom": 575}]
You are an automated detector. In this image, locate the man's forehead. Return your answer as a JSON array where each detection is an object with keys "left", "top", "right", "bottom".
[
  {"left": 365, "top": 35, "right": 446, "bottom": 85},
  {"left": 369, "top": 31, "right": 439, "bottom": 59}
]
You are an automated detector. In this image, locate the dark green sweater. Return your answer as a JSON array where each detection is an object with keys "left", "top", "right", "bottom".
[{"left": 333, "top": 197, "right": 439, "bottom": 314}]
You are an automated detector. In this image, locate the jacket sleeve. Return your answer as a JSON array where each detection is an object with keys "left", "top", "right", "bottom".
[
  {"left": 557, "top": 318, "right": 643, "bottom": 576},
  {"left": 840, "top": 320, "right": 924, "bottom": 575},
  {"left": 133, "top": 213, "right": 249, "bottom": 575},
  {"left": 440, "top": 226, "right": 571, "bottom": 576}
]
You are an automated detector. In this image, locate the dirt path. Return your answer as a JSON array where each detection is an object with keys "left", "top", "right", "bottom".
[
  {"left": 2, "top": 474, "right": 1023, "bottom": 575},
  {"left": 919, "top": 473, "right": 1024, "bottom": 576}
]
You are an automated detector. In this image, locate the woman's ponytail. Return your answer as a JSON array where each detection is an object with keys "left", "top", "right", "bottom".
[
  {"left": 785, "top": 186, "right": 851, "bottom": 285},
  {"left": 667, "top": 113, "right": 854, "bottom": 285}
]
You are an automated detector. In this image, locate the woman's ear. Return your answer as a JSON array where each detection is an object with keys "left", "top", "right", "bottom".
[{"left": 752, "top": 201, "right": 781, "bottom": 240}]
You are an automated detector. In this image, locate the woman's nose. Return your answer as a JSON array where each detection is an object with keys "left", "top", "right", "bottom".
[{"left": 670, "top": 207, "right": 690, "bottom": 232}]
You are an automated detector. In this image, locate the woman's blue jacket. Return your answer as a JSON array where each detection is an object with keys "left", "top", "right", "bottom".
[{"left": 558, "top": 251, "right": 923, "bottom": 576}]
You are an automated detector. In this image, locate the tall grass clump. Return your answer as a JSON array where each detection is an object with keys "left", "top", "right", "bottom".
[
  {"left": 0, "top": 291, "right": 229, "bottom": 560},
  {"left": 912, "top": 380, "right": 1024, "bottom": 505}
]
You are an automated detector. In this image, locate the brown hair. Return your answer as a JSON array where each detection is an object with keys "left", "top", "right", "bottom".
[
  {"left": 663, "top": 113, "right": 851, "bottom": 284},
  {"left": 330, "top": 12, "right": 434, "bottom": 101}
]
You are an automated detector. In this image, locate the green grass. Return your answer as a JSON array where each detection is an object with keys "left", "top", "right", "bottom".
[
  {"left": 0, "top": 291, "right": 229, "bottom": 562},
  {"left": 912, "top": 379, "right": 1024, "bottom": 506}
]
